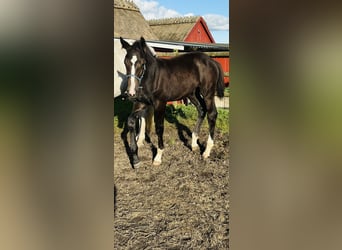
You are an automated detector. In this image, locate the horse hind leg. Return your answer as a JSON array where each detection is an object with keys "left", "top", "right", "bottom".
[
  {"left": 188, "top": 92, "right": 207, "bottom": 151},
  {"left": 152, "top": 102, "right": 166, "bottom": 166},
  {"left": 202, "top": 98, "right": 217, "bottom": 159},
  {"left": 144, "top": 105, "right": 154, "bottom": 144}
]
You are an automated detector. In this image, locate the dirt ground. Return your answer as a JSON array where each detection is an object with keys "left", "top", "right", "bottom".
[{"left": 114, "top": 115, "right": 229, "bottom": 249}]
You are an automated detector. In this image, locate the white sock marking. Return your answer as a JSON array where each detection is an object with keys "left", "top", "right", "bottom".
[
  {"left": 203, "top": 135, "right": 214, "bottom": 159},
  {"left": 136, "top": 117, "right": 146, "bottom": 147},
  {"left": 129, "top": 55, "right": 137, "bottom": 96},
  {"left": 192, "top": 132, "right": 199, "bottom": 150},
  {"left": 153, "top": 148, "right": 164, "bottom": 165}
]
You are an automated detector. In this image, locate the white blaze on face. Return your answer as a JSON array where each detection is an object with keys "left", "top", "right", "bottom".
[{"left": 129, "top": 55, "right": 137, "bottom": 96}]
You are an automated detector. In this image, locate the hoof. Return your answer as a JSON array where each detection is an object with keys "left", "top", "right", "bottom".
[
  {"left": 152, "top": 160, "right": 161, "bottom": 166},
  {"left": 133, "top": 161, "right": 141, "bottom": 168},
  {"left": 202, "top": 152, "right": 210, "bottom": 159},
  {"left": 132, "top": 155, "right": 140, "bottom": 167},
  {"left": 192, "top": 145, "right": 199, "bottom": 151}
]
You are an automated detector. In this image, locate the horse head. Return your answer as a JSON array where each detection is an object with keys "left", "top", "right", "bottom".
[{"left": 120, "top": 37, "right": 156, "bottom": 99}]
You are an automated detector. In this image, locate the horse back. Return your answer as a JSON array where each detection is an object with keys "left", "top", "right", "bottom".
[
  {"left": 150, "top": 52, "right": 221, "bottom": 101},
  {"left": 157, "top": 52, "right": 216, "bottom": 78}
]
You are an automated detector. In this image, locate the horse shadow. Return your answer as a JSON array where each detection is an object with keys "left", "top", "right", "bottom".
[
  {"left": 165, "top": 104, "right": 206, "bottom": 154},
  {"left": 114, "top": 97, "right": 132, "bottom": 129},
  {"left": 115, "top": 97, "right": 155, "bottom": 168},
  {"left": 119, "top": 125, "right": 137, "bottom": 169},
  {"left": 114, "top": 98, "right": 136, "bottom": 168},
  {"left": 117, "top": 71, "right": 128, "bottom": 95}
]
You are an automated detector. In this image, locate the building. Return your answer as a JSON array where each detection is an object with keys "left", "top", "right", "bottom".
[
  {"left": 148, "top": 16, "right": 215, "bottom": 43},
  {"left": 148, "top": 16, "right": 229, "bottom": 86},
  {"left": 114, "top": 0, "right": 158, "bottom": 40}
]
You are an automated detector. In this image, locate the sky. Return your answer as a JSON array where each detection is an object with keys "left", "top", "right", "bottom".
[{"left": 132, "top": 0, "right": 229, "bottom": 43}]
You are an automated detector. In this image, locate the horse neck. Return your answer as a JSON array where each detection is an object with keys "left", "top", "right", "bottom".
[
  {"left": 145, "top": 52, "right": 157, "bottom": 66},
  {"left": 144, "top": 56, "right": 158, "bottom": 82},
  {"left": 138, "top": 56, "right": 157, "bottom": 103}
]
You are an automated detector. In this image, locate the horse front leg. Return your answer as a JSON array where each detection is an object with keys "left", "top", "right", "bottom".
[
  {"left": 136, "top": 104, "right": 153, "bottom": 147},
  {"left": 136, "top": 116, "right": 146, "bottom": 148},
  {"left": 127, "top": 113, "right": 140, "bottom": 167},
  {"left": 152, "top": 103, "right": 166, "bottom": 166}
]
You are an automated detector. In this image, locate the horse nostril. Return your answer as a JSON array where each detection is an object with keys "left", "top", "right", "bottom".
[{"left": 128, "top": 90, "right": 136, "bottom": 96}]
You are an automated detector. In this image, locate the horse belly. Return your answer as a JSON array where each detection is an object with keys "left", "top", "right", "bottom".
[{"left": 165, "top": 73, "right": 195, "bottom": 96}]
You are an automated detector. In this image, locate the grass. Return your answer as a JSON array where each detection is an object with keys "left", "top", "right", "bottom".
[
  {"left": 165, "top": 104, "right": 229, "bottom": 134},
  {"left": 224, "top": 87, "right": 230, "bottom": 97},
  {"left": 114, "top": 98, "right": 229, "bottom": 134}
]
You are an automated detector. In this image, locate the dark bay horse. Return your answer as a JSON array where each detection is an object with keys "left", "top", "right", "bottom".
[{"left": 120, "top": 36, "right": 225, "bottom": 166}]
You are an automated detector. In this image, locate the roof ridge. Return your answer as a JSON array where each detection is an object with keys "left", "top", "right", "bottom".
[
  {"left": 114, "top": 0, "right": 139, "bottom": 11},
  {"left": 148, "top": 16, "right": 201, "bottom": 25}
]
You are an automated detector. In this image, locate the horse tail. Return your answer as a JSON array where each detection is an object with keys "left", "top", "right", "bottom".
[{"left": 215, "top": 60, "right": 225, "bottom": 98}]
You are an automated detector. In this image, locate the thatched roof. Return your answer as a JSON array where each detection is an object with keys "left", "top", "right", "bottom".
[
  {"left": 148, "top": 16, "right": 212, "bottom": 42},
  {"left": 114, "top": 0, "right": 158, "bottom": 40}
]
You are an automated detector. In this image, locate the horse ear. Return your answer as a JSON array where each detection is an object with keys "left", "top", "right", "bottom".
[
  {"left": 140, "top": 37, "right": 147, "bottom": 47},
  {"left": 139, "top": 37, "right": 149, "bottom": 54},
  {"left": 120, "top": 37, "right": 130, "bottom": 50}
]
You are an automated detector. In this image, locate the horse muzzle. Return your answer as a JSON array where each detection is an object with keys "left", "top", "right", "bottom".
[
  {"left": 126, "top": 90, "right": 136, "bottom": 97},
  {"left": 125, "top": 91, "right": 138, "bottom": 101}
]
